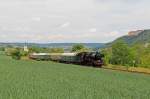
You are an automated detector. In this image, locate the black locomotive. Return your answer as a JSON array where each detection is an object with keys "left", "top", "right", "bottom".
[{"left": 76, "top": 52, "right": 104, "bottom": 67}]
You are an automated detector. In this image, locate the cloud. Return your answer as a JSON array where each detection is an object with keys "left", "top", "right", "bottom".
[
  {"left": 60, "top": 22, "right": 70, "bottom": 28},
  {"left": 32, "top": 17, "right": 41, "bottom": 22},
  {"left": 0, "top": 0, "right": 150, "bottom": 43},
  {"left": 89, "top": 28, "right": 97, "bottom": 33},
  {"left": 110, "top": 32, "right": 120, "bottom": 36},
  {"left": 104, "top": 31, "right": 119, "bottom": 37},
  {"left": 1, "top": 26, "right": 31, "bottom": 32},
  {"left": 0, "top": 34, "right": 7, "bottom": 38}
]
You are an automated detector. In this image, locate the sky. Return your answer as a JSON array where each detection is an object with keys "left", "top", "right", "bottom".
[{"left": 0, "top": 0, "right": 150, "bottom": 43}]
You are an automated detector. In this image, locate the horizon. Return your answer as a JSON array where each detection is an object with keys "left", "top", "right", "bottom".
[
  {"left": 0, "top": 0, "right": 150, "bottom": 43},
  {"left": 0, "top": 42, "right": 106, "bottom": 44}
]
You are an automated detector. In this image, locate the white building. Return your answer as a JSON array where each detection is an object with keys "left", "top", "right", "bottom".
[{"left": 24, "top": 46, "right": 29, "bottom": 52}]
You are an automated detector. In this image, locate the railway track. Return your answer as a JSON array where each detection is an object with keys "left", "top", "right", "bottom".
[{"left": 102, "top": 66, "right": 150, "bottom": 75}]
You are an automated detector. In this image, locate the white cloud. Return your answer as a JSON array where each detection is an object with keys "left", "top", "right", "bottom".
[
  {"left": 107, "top": 31, "right": 119, "bottom": 37},
  {"left": 89, "top": 28, "right": 97, "bottom": 32},
  {"left": 60, "top": 22, "right": 70, "bottom": 28},
  {"left": 32, "top": 17, "right": 41, "bottom": 22},
  {"left": 103, "top": 31, "right": 123, "bottom": 38},
  {"left": 1, "top": 26, "right": 30, "bottom": 32},
  {"left": 0, "top": 34, "right": 7, "bottom": 38}
]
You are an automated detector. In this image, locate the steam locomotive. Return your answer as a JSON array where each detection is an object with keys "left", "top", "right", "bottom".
[{"left": 29, "top": 51, "right": 104, "bottom": 67}]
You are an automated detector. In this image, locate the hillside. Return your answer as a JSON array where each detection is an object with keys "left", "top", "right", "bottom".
[{"left": 110, "top": 29, "right": 150, "bottom": 45}]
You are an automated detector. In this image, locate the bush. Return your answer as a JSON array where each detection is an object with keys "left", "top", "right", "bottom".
[
  {"left": 5, "top": 48, "right": 16, "bottom": 56},
  {"left": 20, "top": 50, "right": 29, "bottom": 56}
]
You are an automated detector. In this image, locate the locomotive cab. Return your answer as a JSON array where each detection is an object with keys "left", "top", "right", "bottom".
[{"left": 93, "top": 52, "right": 104, "bottom": 67}]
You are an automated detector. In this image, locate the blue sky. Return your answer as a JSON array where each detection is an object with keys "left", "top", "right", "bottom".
[{"left": 0, "top": 0, "right": 150, "bottom": 43}]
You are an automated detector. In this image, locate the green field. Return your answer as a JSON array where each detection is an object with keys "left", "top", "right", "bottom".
[{"left": 0, "top": 52, "right": 150, "bottom": 99}]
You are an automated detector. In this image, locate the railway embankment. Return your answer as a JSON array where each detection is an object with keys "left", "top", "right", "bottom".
[{"left": 103, "top": 65, "right": 150, "bottom": 75}]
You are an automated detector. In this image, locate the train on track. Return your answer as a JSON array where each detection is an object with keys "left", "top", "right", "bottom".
[{"left": 29, "top": 51, "right": 104, "bottom": 67}]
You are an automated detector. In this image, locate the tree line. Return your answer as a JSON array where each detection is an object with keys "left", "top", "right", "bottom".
[
  {"left": 2, "top": 42, "right": 150, "bottom": 68},
  {"left": 101, "top": 40, "right": 150, "bottom": 68},
  {"left": 4, "top": 44, "right": 90, "bottom": 60}
]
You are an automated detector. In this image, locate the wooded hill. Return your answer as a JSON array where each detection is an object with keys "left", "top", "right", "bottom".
[{"left": 109, "top": 29, "right": 150, "bottom": 45}]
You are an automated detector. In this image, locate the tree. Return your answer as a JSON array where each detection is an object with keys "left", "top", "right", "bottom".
[
  {"left": 111, "top": 40, "right": 135, "bottom": 67},
  {"left": 11, "top": 48, "right": 22, "bottom": 60},
  {"left": 49, "top": 48, "right": 64, "bottom": 53},
  {"left": 72, "top": 44, "right": 86, "bottom": 52},
  {"left": 133, "top": 44, "right": 150, "bottom": 68},
  {"left": 29, "top": 46, "right": 41, "bottom": 53},
  {"left": 100, "top": 48, "right": 112, "bottom": 66},
  {"left": 0, "top": 47, "right": 5, "bottom": 51}
]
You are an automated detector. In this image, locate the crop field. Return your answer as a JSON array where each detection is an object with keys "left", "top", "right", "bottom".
[{"left": 0, "top": 52, "right": 150, "bottom": 99}]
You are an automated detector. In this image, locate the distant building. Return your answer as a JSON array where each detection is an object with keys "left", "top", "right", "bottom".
[
  {"left": 128, "top": 30, "right": 144, "bottom": 36},
  {"left": 23, "top": 46, "right": 29, "bottom": 52}
]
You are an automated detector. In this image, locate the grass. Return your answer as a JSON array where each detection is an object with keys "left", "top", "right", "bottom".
[{"left": 0, "top": 52, "right": 150, "bottom": 99}]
